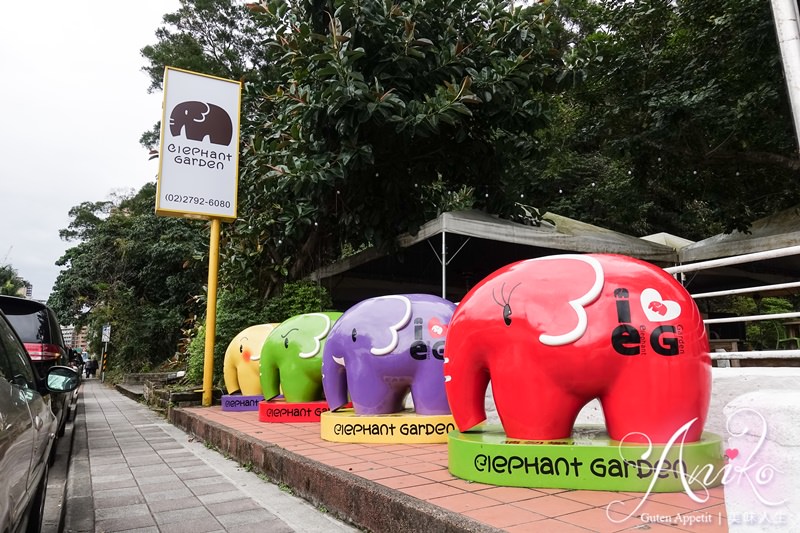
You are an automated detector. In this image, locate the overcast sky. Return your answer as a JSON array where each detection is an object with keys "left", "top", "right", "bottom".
[{"left": 0, "top": 1, "right": 180, "bottom": 301}]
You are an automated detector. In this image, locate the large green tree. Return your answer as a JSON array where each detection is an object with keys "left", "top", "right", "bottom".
[
  {"left": 142, "top": 0, "right": 570, "bottom": 298},
  {"left": 49, "top": 184, "right": 207, "bottom": 371},
  {"left": 49, "top": 0, "right": 800, "bottom": 374},
  {"left": 141, "top": 0, "right": 800, "bottom": 300},
  {"left": 535, "top": 0, "right": 799, "bottom": 238}
]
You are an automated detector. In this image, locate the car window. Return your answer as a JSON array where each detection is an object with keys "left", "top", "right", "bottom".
[
  {"left": 0, "top": 316, "right": 36, "bottom": 389},
  {"left": 3, "top": 307, "right": 46, "bottom": 344}
]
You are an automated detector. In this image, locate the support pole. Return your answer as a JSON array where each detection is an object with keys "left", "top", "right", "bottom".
[
  {"left": 441, "top": 230, "right": 446, "bottom": 299},
  {"left": 101, "top": 341, "right": 108, "bottom": 382},
  {"left": 770, "top": 0, "right": 800, "bottom": 149},
  {"left": 202, "top": 218, "right": 221, "bottom": 407}
]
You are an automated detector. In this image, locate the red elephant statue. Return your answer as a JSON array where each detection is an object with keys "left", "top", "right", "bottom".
[{"left": 443, "top": 254, "right": 711, "bottom": 444}]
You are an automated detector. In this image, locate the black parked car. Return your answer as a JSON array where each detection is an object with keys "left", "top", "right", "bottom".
[
  {"left": 0, "top": 307, "right": 79, "bottom": 532},
  {"left": 0, "top": 296, "right": 73, "bottom": 439}
]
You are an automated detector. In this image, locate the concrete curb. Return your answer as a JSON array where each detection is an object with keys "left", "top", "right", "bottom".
[
  {"left": 61, "top": 385, "right": 94, "bottom": 533},
  {"left": 169, "top": 408, "right": 502, "bottom": 533},
  {"left": 42, "top": 389, "right": 78, "bottom": 532}
]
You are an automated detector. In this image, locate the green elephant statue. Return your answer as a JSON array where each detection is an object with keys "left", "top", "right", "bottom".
[
  {"left": 223, "top": 323, "right": 278, "bottom": 396},
  {"left": 260, "top": 312, "right": 342, "bottom": 402}
]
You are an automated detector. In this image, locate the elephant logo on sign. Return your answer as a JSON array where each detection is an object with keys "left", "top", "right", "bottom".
[{"left": 169, "top": 101, "right": 233, "bottom": 145}]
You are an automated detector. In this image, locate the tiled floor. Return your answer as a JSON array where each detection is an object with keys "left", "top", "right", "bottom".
[{"left": 186, "top": 407, "right": 728, "bottom": 532}]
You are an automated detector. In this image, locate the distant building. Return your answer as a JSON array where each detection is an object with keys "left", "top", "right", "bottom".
[
  {"left": 61, "top": 325, "right": 74, "bottom": 346},
  {"left": 61, "top": 325, "right": 89, "bottom": 351}
]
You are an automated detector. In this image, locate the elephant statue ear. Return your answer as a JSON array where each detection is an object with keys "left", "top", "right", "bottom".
[
  {"left": 351, "top": 295, "right": 412, "bottom": 356},
  {"left": 518, "top": 254, "right": 605, "bottom": 346},
  {"left": 296, "top": 313, "right": 334, "bottom": 359}
]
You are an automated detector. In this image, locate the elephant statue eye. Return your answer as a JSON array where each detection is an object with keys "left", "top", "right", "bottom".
[
  {"left": 503, "top": 304, "right": 512, "bottom": 326},
  {"left": 493, "top": 282, "right": 520, "bottom": 327},
  {"left": 351, "top": 328, "right": 357, "bottom": 342},
  {"left": 280, "top": 328, "right": 297, "bottom": 349}
]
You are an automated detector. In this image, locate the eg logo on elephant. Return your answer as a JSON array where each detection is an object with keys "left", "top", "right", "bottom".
[
  {"left": 169, "top": 100, "right": 233, "bottom": 146},
  {"left": 443, "top": 254, "right": 711, "bottom": 444}
]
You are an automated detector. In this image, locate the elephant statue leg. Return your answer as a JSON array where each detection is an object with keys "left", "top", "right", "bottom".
[
  {"left": 261, "top": 369, "right": 280, "bottom": 400},
  {"left": 409, "top": 368, "right": 451, "bottom": 415},
  {"left": 348, "top": 373, "right": 408, "bottom": 414},
  {"left": 601, "top": 363, "right": 709, "bottom": 443},
  {"left": 281, "top": 376, "right": 324, "bottom": 403},
  {"left": 492, "top": 377, "right": 587, "bottom": 440},
  {"left": 223, "top": 357, "right": 243, "bottom": 395}
]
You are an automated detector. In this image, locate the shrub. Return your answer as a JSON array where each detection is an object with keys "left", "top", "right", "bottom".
[{"left": 264, "top": 281, "right": 335, "bottom": 323}]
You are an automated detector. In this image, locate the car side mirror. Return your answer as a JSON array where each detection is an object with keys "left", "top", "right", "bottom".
[{"left": 46, "top": 366, "right": 80, "bottom": 393}]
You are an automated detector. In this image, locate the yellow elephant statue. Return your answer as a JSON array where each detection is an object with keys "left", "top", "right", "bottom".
[{"left": 222, "top": 324, "right": 278, "bottom": 396}]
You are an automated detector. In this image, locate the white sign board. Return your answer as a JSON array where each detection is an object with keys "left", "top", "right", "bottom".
[
  {"left": 101, "top": 324, "right": 111, "bottom": 343},
  {"left": 156, "top": 67, "right": 241, "bottom": 221}
]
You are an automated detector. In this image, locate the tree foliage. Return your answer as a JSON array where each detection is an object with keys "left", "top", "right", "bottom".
[
  {"left": 48, "top": 184, "right": 207, "bottom": 371},
  {"left": 715, "top": 295, "right": 798, "bottom": 350},
  {"left": 541, "top": 0, "right": 799, "bottom": 238},
  {"left": 0, "top": 264, "right": 27, "bottom": 296},
  {"left": 143, "top": 0, "right": 569, "bottom": 298},
  {"left": 139, "top": 0, "right": 800, "bottom": 301},
  {"left": 49, "top": 0, "right": 800, "bottom": 374}
]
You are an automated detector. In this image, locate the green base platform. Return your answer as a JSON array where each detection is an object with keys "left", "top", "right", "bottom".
[{"left": 448, "top": 425, "right": 724, "bottom": 492}]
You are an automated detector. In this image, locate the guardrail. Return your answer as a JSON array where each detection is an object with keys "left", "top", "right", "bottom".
[{"left": 664, "top": 245, "right": 800, "bottom": 363}]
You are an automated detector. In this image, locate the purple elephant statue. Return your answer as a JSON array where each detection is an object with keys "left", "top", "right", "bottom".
[{"left": 322, "top": 294, "right": 456, "bottom": 415}]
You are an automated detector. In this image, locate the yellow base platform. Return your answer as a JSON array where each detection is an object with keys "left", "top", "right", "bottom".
[{"left": 321, "top": 409, "right": 455, "bottom": 443}]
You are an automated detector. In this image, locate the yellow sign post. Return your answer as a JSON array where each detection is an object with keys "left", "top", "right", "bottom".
[
  {"left": 202, "top": 218, "right": 221, "bottom": 406},
  {"left": 155, "top": 67, "right": 242, "bottom": 406}
]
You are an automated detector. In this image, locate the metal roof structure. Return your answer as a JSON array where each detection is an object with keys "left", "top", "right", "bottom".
[
  {"left": 310, "top": 209, "right": 679, "bottom": 308},
  {"left": 309, "top": 207, "right": 800, "bottom": 309}
]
